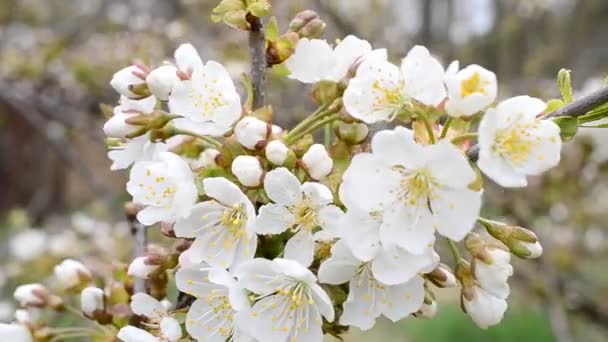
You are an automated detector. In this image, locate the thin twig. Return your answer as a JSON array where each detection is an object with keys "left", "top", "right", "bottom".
[
  {"left": 247, "top": 14, "right": 266, "bottom": 109},
  {"left": 467, "top": 86, "right": 608, "bottom": 161},
  {"left": 125, "top": 202, "right": 147, "bottom": 294}
]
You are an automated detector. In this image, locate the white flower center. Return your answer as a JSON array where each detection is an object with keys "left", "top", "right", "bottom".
[
  {"left": 393, "top": 166, "right": 438, "bottom": 209},
  {"left": 189, "top": 76, "right": 227, "bottom": 120},
  {"left": 250, "top": 281, "right": 320, "bottom": 338},
  {"left": 201, "top": 202, "right": 249, "bottom": 252},
  {"left": 287, "top": 196, "right": 319, "bottom": 233},
  {"left": 493, "top": 119, "right": 549, "bottom": 165},
  {"left": 137, "top": 168, "right": 177, "bottom": 207},
  {"left": 371, "top": 79, "right": 409, "bottom": 118},
  {"left": 460, "top": 72, "right": 488, "bottom": 98}
]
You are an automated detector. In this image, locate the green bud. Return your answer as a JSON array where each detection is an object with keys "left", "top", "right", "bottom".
[
  {"left": 312, "top": 81, "right": 343, "bottom": 106},
  {"left": 334, "top": 121, "right": 369, "bottom": 145},
  {"left": 127, "top": 83, "right": 151, "bottom": 99},
  {"left": 553, "top": 116, "right": 578, "bottom": 141},
  {"left": 557, "top": 68, "right": 573, "bottom": 103},
  {"left": 299, "top": 18, "right": 326, "bottom": 39},
  {"left": 266, "top": 32, "right": 299, "bottom": 66},
  {"left": 508, "top": 240, "right": 533, "bottom": 259}
]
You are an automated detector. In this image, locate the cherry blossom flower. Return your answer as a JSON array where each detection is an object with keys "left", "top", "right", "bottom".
[
  {"left": 53, "top": 259, "right": 92, "bottom": 290},
  {"left": 473, "top": 247, "right": 513, "bottom": 299},
  {"left": 146, "top": 65, "right": 179, "bottom": 101},
  {"left": 462, "top": 286, "right": 508, "bottom": 329},
  {"left": 285, "top": 35, "right": 383, "bottom": 84},
  {"left": 444, "top": 62, "right": 497, "bottom": 117},
  {"left": 80, "top": 287, "right": 104, "bottom": 317},
  {"left": 127, "top": 152, "right": 198, "bottom": 225},
  {"left": 343, "top": 46, "right": 446, "bottom": 123},
  {"left": 478, "top": 96, "right": 562, "bottom": 187},
  {"left": 14, "top": 284, "right": 49, "bottom": 308},
  {"left": 235, "top": 116, "right": 269, "bottom": 150},
  {"left": 339, "top": 126, "right": 482, "bottom": 254},
  {"left": 235, "top": 258, "right": 334, "bottom": 342},
  {"left": 107, "top": 134, "right": 168, "bottom": 171},
  {"left": 174, "top": 177, "right": 257, "bottom": 268},
  {"left": 169, "top": 44, "right": 242, "bottom": 137},
  {"left": 176, "top": 264, "right": 253, "bottom": 342},
  {"left": 127, "top": 256, "right": 161, "bottom": 279},
  {"left": 255, "top": 168, "right": 343, "bottom": 266},
  {"left": 318, "top": 240, "right": 427, "bottom": 330},
  {"left": 265, "top": 140, "right": 289, "bottom": 166}
]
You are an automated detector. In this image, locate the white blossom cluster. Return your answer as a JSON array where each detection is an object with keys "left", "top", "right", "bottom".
[{"left": 2, "top": 31, "right": 566, "bottom": 341}]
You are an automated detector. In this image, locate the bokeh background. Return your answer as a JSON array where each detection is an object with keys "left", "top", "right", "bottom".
[{"left": 1, "top": 0, "right": 607, "bottom": 341}]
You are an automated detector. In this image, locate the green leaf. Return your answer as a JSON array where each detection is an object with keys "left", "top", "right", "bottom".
[
  {"left": 266, "top": 16, "right": 279, "bottom": 41},
  {"left": 557, "top": 68, "right": 573, "bottom": 103},
  {"left": 544, "top": 99, "right": 565, "bottom": 114},
  {"left": 241, "top": 73, "right": 254, "bottom": 112},
  {"left": 211, "top": 0, "right": 249, "bottom": 30},
  {"left": 247, "top": 0, "right": 271, "bottom": 18},
  {"left": 552, "top": 116, "right": 579, "bottom": 141}
]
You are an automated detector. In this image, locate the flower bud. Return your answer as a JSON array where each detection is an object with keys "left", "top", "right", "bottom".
[
  {"left": 14, "top": 310, "right": 31, "bottom": 325},
  {"left": 265, "top": 140, "right": 289, "bottom": 165},
  {"left": 110, "top": 65, "right": 150, "bottom": 99},
  {"left": 462, "top": 285, "right": 507, "bottom": 329},
  {"left": 145, "top": 65, "right": 179, "bottom": 101},
  {"left": 288, "top": 10, "right": 326, "bottom": 39},
  {"left": 425, "top": 263, "right": 457, "bottom": 288},
  {"left": 302, "top": 144, "right": 333, "bottom": 180},
  {"left": 103, "top": 113, "right": 140, "bottom": 139},
  {"left": 80, "top": 287, "right": 105, "bottom": 317},
  {"left": 14, "top": 284, "right": 49, "bottom": 308},
  {"left": 191, "top": 148, "right": 220, "bottom": 169},
  {"left": 415, "top": 301, "right": 437, "bottom": 319},
  {"left": 234, "top": 116, "right": 270, "bottom": 150},
  {"left": 54, "top": 259, "right": 92, "bottom": 291},
  {"left": 127, "top": 256, "right": 161, "bottom": 279},
  {"left": 231, "top": 156, "right": 264, "bottom": 187},
  {"left": 0, "top": 323, "right": 31, "bottom": 341},
  {"left": 335, "top": 121, "right": 369, "bottom": 145},
  {"left": 481, "top": 219, "right": 543, "bottom": 259},
  {"left": 473, "top": 247, "right": 513, "bottom": 299}
]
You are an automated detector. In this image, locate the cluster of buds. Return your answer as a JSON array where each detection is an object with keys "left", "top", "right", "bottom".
[{"left": 479, "top": 219, "right": 543, "bottom": 259}]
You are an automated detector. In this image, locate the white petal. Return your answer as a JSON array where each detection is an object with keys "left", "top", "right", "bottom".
[
  {"left": 478, "top": 149, "right": 528, "bottom": 187},
  {"left": 513, "top": 120, "right": 562, "bottom": 176},
  {"left": 331, "top": 35, "right": 373, "bottom": 80},
  {"left": 371, "top": 126, "right": 424, "bottom": 167},
  {"left": 380, "top": 207, "right": 436, "bottom": 255},
  {"left": 117, "top": 326, "right": 158, "bottom": 342},
  {"left": 400, "top": 45, "right": 446, "bottom": 106},
  {"left": 0, "top": 323, "right": 32, "bottom": 342},
  {"left": 315, "top": 205, "right": 345, "bottom": 240},
  {"left": 203, "top": 177, "right": 246, "bottom": 207},
  {"left": 174, "top": 43, "right": 204, "bottom": 72},
  {"left": 426, "top": 140, "right": 476, "bottom": 188},
  {"left": 341, "top": 210, "right": 381, "bottom": 262},
  {"left": 173, "top": 201, "right": 224, "bottom": 238},
  {"left": 137, "top": 206, "right": 171, "bottom": 225},
  {"left": 175, "top": 267, "right": 225, "bottom": 298},
  {"left": 160, "top": 317, "right": 182, "bottom": 342},
  {"left": 255, "top": 203, "right": 293, "bottom": 235},
  {"left": 317, "top": 240, "right": 359, "bottom": 284},
  {"left": 340, "top": 272, "right": 380, "bottom": 330},
  {"left": 309, "top": 282, "right": 335, "bottom": 322},
  {"left": 285, "top": 38, "right": 334, "bottom": 83},
  {"left": 432, "top": 187, "right": 482, "bottom": 242},
  {"left": 463, "top": 286, "right": 508, "bottom": 329},
  {"left": 379, "top": 275, "right": 425, "bottom": 321},
  {"left": 187, "top": 229, "right": 238, "bottom": 268},
  {"left": 186, "top": 297, "right": 233, "bottom": 342},
  {"left": 131, "top": 293, "right": 166, "bottom": 320},
  {"left": 284, "top": 230, "right": 315, "bottom": 267},
  {"left": 263, "top": 168, "right": 302, "bottom": 205},
  {"left": 496, "top": 96, "right": 546, "bottom": 125},
  {"left": 235, "top": 258, "right": 286, "bottom": 294},
  {"left": 372, "top": 246, "right": 437, "bottom": 285},
  {"left": 339, "top": 153, "right": 400, "bottom": 212},
  {"left": 300, "top": 182, "right": 333, "bottom": 206}
]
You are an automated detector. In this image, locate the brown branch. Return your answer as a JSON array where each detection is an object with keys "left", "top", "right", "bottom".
[
  {"left": 467, "top": 85, "right": 608, "bottom": 161},
  {"left": 247, "top": 14, "right": 266, "bottom": 109},
  {"left": 125, "top": 202, "right": 148, "bottom": 294}
]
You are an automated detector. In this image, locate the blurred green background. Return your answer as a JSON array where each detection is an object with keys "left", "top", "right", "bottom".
[{"left": 0, "top": 1, "right": 607, "bottom": 341}]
